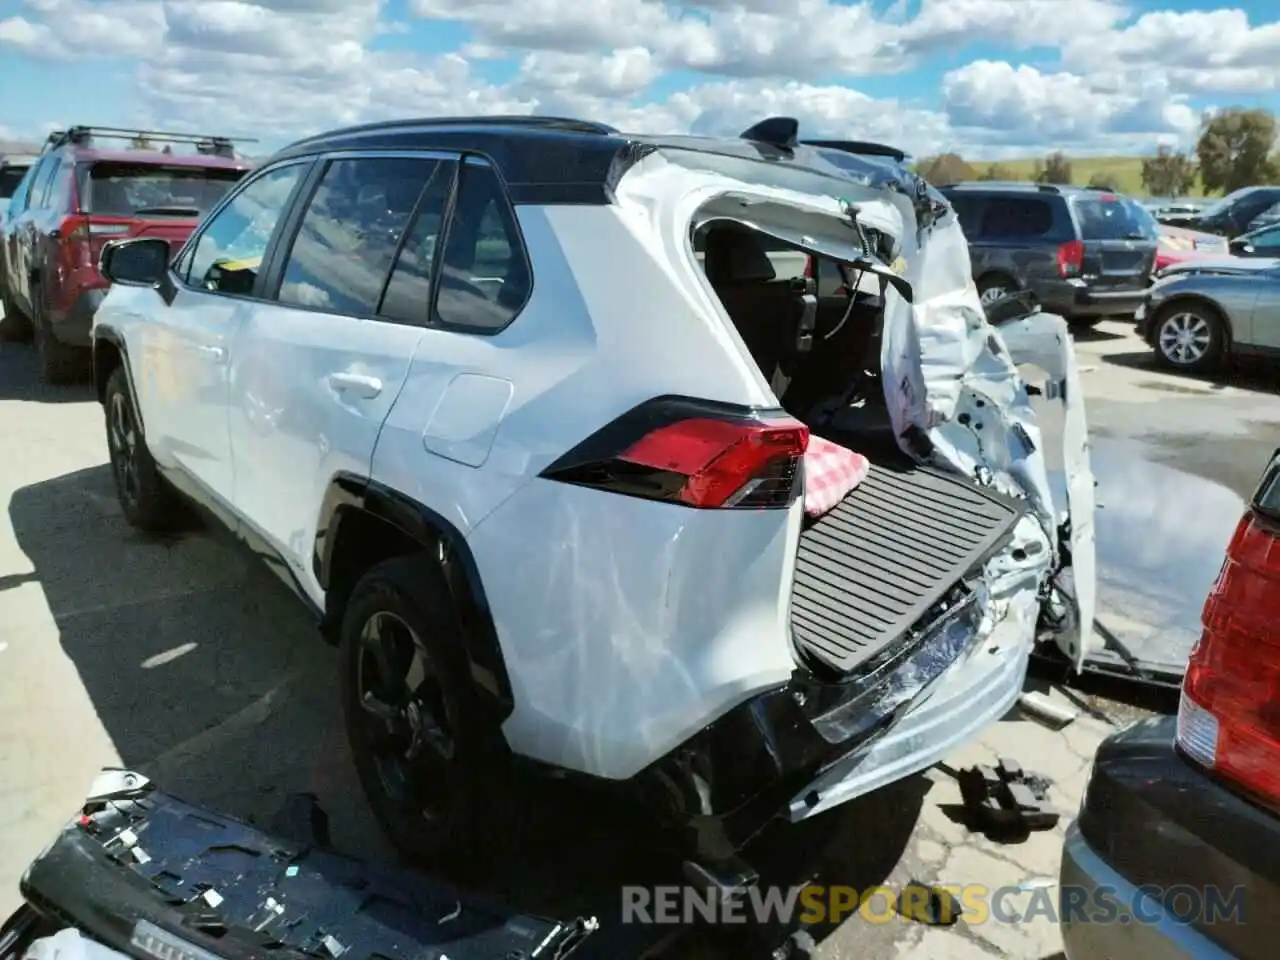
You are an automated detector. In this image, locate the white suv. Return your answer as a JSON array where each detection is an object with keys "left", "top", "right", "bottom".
[{"left": 91, "top": 115, "right": 1096, "bottom": 884}]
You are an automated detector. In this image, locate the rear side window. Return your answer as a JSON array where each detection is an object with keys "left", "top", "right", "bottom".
[
  {"left": 1071, "top": 196, "right": 1153, "bottom": 240},
  {"left": 434, "top": 161, "right": 530, "bottom": 332},
  {"left": 82, "top": 163, "right": 244, "bottom": 217},
  {"left": 277, "top": 156, "right": 437, "bottom": 316},
  {"left": 980, "top": 197, "right": 1055, "bottom": 239}
]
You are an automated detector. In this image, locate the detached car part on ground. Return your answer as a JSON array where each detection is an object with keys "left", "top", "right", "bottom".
[
  {"left": 1137, "top": 256, "right": 1280, "bottom": 373},
  {"left": 0, "top": 771, "right": 596, "bottom": 960},
  {"left": 1061, "top": 449, "right": 1280, "bottom": 960},
  {"left": 89, "top": 115, "right": 1096, "bottom": 890}
]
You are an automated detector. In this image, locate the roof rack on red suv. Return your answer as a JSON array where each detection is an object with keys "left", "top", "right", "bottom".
[{"left": 43, "top": 125, "right": 257, "bottom": 160}]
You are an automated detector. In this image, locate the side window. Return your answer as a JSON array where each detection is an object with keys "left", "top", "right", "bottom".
[
  {"left": 46, "top": 161, "right": 73, "bottom": 212},
  {"left": 948, "top": 196, "right": 984, "bottom": 237},
  {"left": 379, "top": 160, "right": 457, "bottom": 325},
  {"left": 277, "top": 156, "right": 437, "bottom": 316},
  {"left": 185, "top": 163, "right": 306, "bottom": 297},
  {"left": 1244, "top": 199, "right": 1280, "bottom": 232},
  {"left": 434, "top": 161, "right": 531, "bottom": 331},
  {"left": 27, "top": 158, "right": 57, "bottom": 209},
  {"left": 980, "top": 198, "right": 1053, "bottom": 239}
]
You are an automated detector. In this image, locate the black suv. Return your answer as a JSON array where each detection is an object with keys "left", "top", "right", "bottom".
[{"left": 939, "top": 182, "right": 1158, "bottom": 327}]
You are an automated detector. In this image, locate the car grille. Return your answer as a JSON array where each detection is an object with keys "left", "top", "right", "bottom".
[{"left": 790, "top": 460, "right": 1023, "bottom": 675}]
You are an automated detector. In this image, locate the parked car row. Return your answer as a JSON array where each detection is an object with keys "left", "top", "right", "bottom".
[
  {"left": 0, "top": 125, "right": 253, "bottom": 382},
  {"left": 1155, "top": 186, "right": 1280, "bottom": 238}
]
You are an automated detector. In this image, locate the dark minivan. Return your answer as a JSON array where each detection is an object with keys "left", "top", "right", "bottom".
[{"left": 940, "top": 182, "right": 1158, "bottom": 328}]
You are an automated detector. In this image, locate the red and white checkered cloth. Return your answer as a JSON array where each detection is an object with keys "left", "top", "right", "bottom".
[{"left": 803, "top": 435, "right": 870, "bottom": 518}]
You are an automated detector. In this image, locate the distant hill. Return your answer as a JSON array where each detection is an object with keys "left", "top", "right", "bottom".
[{"left": 966, "top": 155, "right": 1208, "bottom": 198}]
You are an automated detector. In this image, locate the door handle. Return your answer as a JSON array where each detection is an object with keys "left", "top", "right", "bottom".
[
  {"left": 194, "top": 345, "right": 226, "bottom": 360},
  {"left": 327, "top": 372, "right": 383, "bottom": 399}
]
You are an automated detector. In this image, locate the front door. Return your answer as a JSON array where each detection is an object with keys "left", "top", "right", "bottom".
[
  {"left": 1246, "top": 271, "right": 1280, "bottom": 350},
  {"left": 141, "top": 160, "right": 311, "bottom": 503},
  {"left": 228, "top": 154, "right": 455, "bottom": 593}
]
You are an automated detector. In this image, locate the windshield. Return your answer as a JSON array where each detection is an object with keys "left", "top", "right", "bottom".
[
  {"left": 1071, "top": 194, "right": 1157, "bottom": 241},
  {"left": 81, "top": 162, "right": 245, "bottom": 217},
  {"left": 0, "top": 165, "right": 29, "bottom": 200}
]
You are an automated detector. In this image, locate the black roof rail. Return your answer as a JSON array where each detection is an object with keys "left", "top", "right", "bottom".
[
  {"left": 802, "top": 139, "right": 907, "bottom": 164},
  {"left": 43, "top": 125, "right": 257, "bottom": 159},
  {"left": 289, "top": 114, "right": 618, "bottom": 149}
]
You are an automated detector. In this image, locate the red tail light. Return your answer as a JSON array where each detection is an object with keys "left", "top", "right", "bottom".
[
  {"left": 1177, "top": 449, "right": 1280, "bottom": 808},
  {"left": 803, "top": 255, "right": 815, "bottom": 279},
  {"left": 541, "top": 397, "right": 809, "bottom": 509},
  {"left": 56, "top": 215, "right": 132, "bottom": 270},
  {"left": 1056, "top": 239, "right": 1084, "bottom": 278}
]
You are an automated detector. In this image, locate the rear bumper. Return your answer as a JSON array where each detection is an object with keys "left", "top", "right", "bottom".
[
  {"left": 1033, "top": 279, "right": 1147, "bottom": 319},
  {"left": 1066, "top": 715, "right": 1280, "bottom": 959},
  {"left": 1060, "top": 823, "right": 1237, "bottom": 960},
  {"left": 13, "top": 772, "right": 595, "bottom": 960},
  {"left": 49, "top": 287, "right": 105, "bottom": 347}
]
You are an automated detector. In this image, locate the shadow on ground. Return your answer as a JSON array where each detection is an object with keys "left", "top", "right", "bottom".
[
  {"left": 9, "top": 465, "right": 928, "bottom": 958},
  {"left": 1099, "top": 348, "right": 1280, "bottom": 395},
  {"left": 0, "top": 342, "right": 94, "bottom": 404},
  {"left": 1067, "top": 324, "right": 1126, "bottom": 344}
]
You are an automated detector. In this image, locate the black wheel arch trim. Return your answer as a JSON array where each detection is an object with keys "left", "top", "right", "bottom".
[
  {"left": 91, "top": 325, "right": 144, "bottom": 430},
  {"left": 314, "top": 472, "right": 514, "bottom": 720}
]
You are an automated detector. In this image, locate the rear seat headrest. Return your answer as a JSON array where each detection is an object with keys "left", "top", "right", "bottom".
[{"left": 704, "top": 227, "right": 778, "bottom": 284}]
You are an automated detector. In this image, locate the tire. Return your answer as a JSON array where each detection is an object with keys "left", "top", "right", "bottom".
[
  {"left": 104, "top": 367, "right": 185, "bottom": 532},
  {"left": 0, "top": 284, "right": 32, "bottom": 342},
  {"left": 340, "top": 554, "right": 509, "bottom": 871},
  {"left": 977, "top": 275, "right": 1016, "bottom": 307},
  {"left": 1152, "top": 303, "right": 1226, "bottom": 374},
  {"left": 32, "top": 283, "right": 86, "bottom": 384}
]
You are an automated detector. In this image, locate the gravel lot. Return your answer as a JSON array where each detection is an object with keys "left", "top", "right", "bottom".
[{"left": 2, "top": 317, "right": 1277, "bottom": 959}]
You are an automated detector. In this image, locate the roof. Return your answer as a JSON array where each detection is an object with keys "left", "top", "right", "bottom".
[{"left": 268, "top": 115, "right": 906, "bottom": 205}]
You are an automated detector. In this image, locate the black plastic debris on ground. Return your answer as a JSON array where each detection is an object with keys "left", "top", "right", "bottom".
[{"left": 956, "top": 757, "right": 1058, "bottom": 839}]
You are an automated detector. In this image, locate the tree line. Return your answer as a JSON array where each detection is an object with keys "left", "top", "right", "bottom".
[{"left": 914, "top": 107, "right": 1280, "bottom": 197}]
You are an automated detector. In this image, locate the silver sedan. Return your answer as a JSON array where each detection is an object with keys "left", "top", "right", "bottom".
[{"left": 1136, "top": 257, "right": 1280, "bottom": 372}]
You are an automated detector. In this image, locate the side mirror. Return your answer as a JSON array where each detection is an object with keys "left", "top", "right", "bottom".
[
  {"left": 1231, "top": 240, "right": 1254, "bottom": 256},
  {"left": 100, "top": 237, "right": 170, "bottom": 287}
]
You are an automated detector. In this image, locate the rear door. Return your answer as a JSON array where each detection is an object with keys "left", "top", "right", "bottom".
[
  {"left": 1068, "top": 193, "right": 1157, "bottom": 290},
  {"left": 228, "top": 152, "right": 453, "bottom": 593}
]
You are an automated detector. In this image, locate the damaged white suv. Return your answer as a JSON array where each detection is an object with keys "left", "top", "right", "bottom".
[{"left": 90, "top": 115, "right": 1095, "bottom": 883}]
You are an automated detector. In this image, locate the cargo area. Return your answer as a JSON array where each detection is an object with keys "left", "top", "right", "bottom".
[{"left": 697, "top": 221, "right": 1024, "bottom": 677}]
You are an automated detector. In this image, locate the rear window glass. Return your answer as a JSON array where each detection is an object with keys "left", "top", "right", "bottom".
[
  {"left": 82, "top": 163, "right": 246, "bottom": 218},
  {"left": 0, "top": 165, "right": 29, "bottom": 199},
  {"left": 1071, "top": 195, "right": 1154, "bottom": 241}
]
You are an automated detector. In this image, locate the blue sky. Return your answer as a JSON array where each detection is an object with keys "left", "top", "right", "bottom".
[{"left": 1, "top": 0, "right": 1278, "bottom": 159}]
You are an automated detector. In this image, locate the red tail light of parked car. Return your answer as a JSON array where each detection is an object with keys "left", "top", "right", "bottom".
[{"left": 1177, "top": 448, "right": 1280, "bottom": 809}]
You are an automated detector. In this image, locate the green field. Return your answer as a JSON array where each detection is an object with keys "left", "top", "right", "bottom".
[{"left": 967, "top": 155, "right": 1208, "bottom": 198}]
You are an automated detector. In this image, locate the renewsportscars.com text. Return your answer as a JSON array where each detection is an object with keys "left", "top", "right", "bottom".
[{"left": 621, "top": 883, "right": 1247, "bottom": 926}]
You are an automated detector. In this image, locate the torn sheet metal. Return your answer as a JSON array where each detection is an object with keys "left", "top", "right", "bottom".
[{"left": 612, "top": 147, "right": 1096, "bottom": 668}]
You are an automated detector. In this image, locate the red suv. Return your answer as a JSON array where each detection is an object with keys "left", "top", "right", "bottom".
[{"left": 0, "top": 126, "right": 253, "bottom": 382}]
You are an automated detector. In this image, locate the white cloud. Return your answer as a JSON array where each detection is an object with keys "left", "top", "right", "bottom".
[{"left": 0, "top": 0, "right": 1275, "bottom": 159}]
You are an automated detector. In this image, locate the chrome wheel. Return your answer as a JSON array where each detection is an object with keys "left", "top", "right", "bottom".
[
  {"left": 108, "top": 391, "right": 140, "bottom": 508},
  {"left": 1158, "top": 311, "right": 1212, "bottom": 366},
  {"left": 979, "top": 285, "right": 1009, "bottom": 306},
  {"left": 355, "top": 610, "right": 456, "bottom": 823}
]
